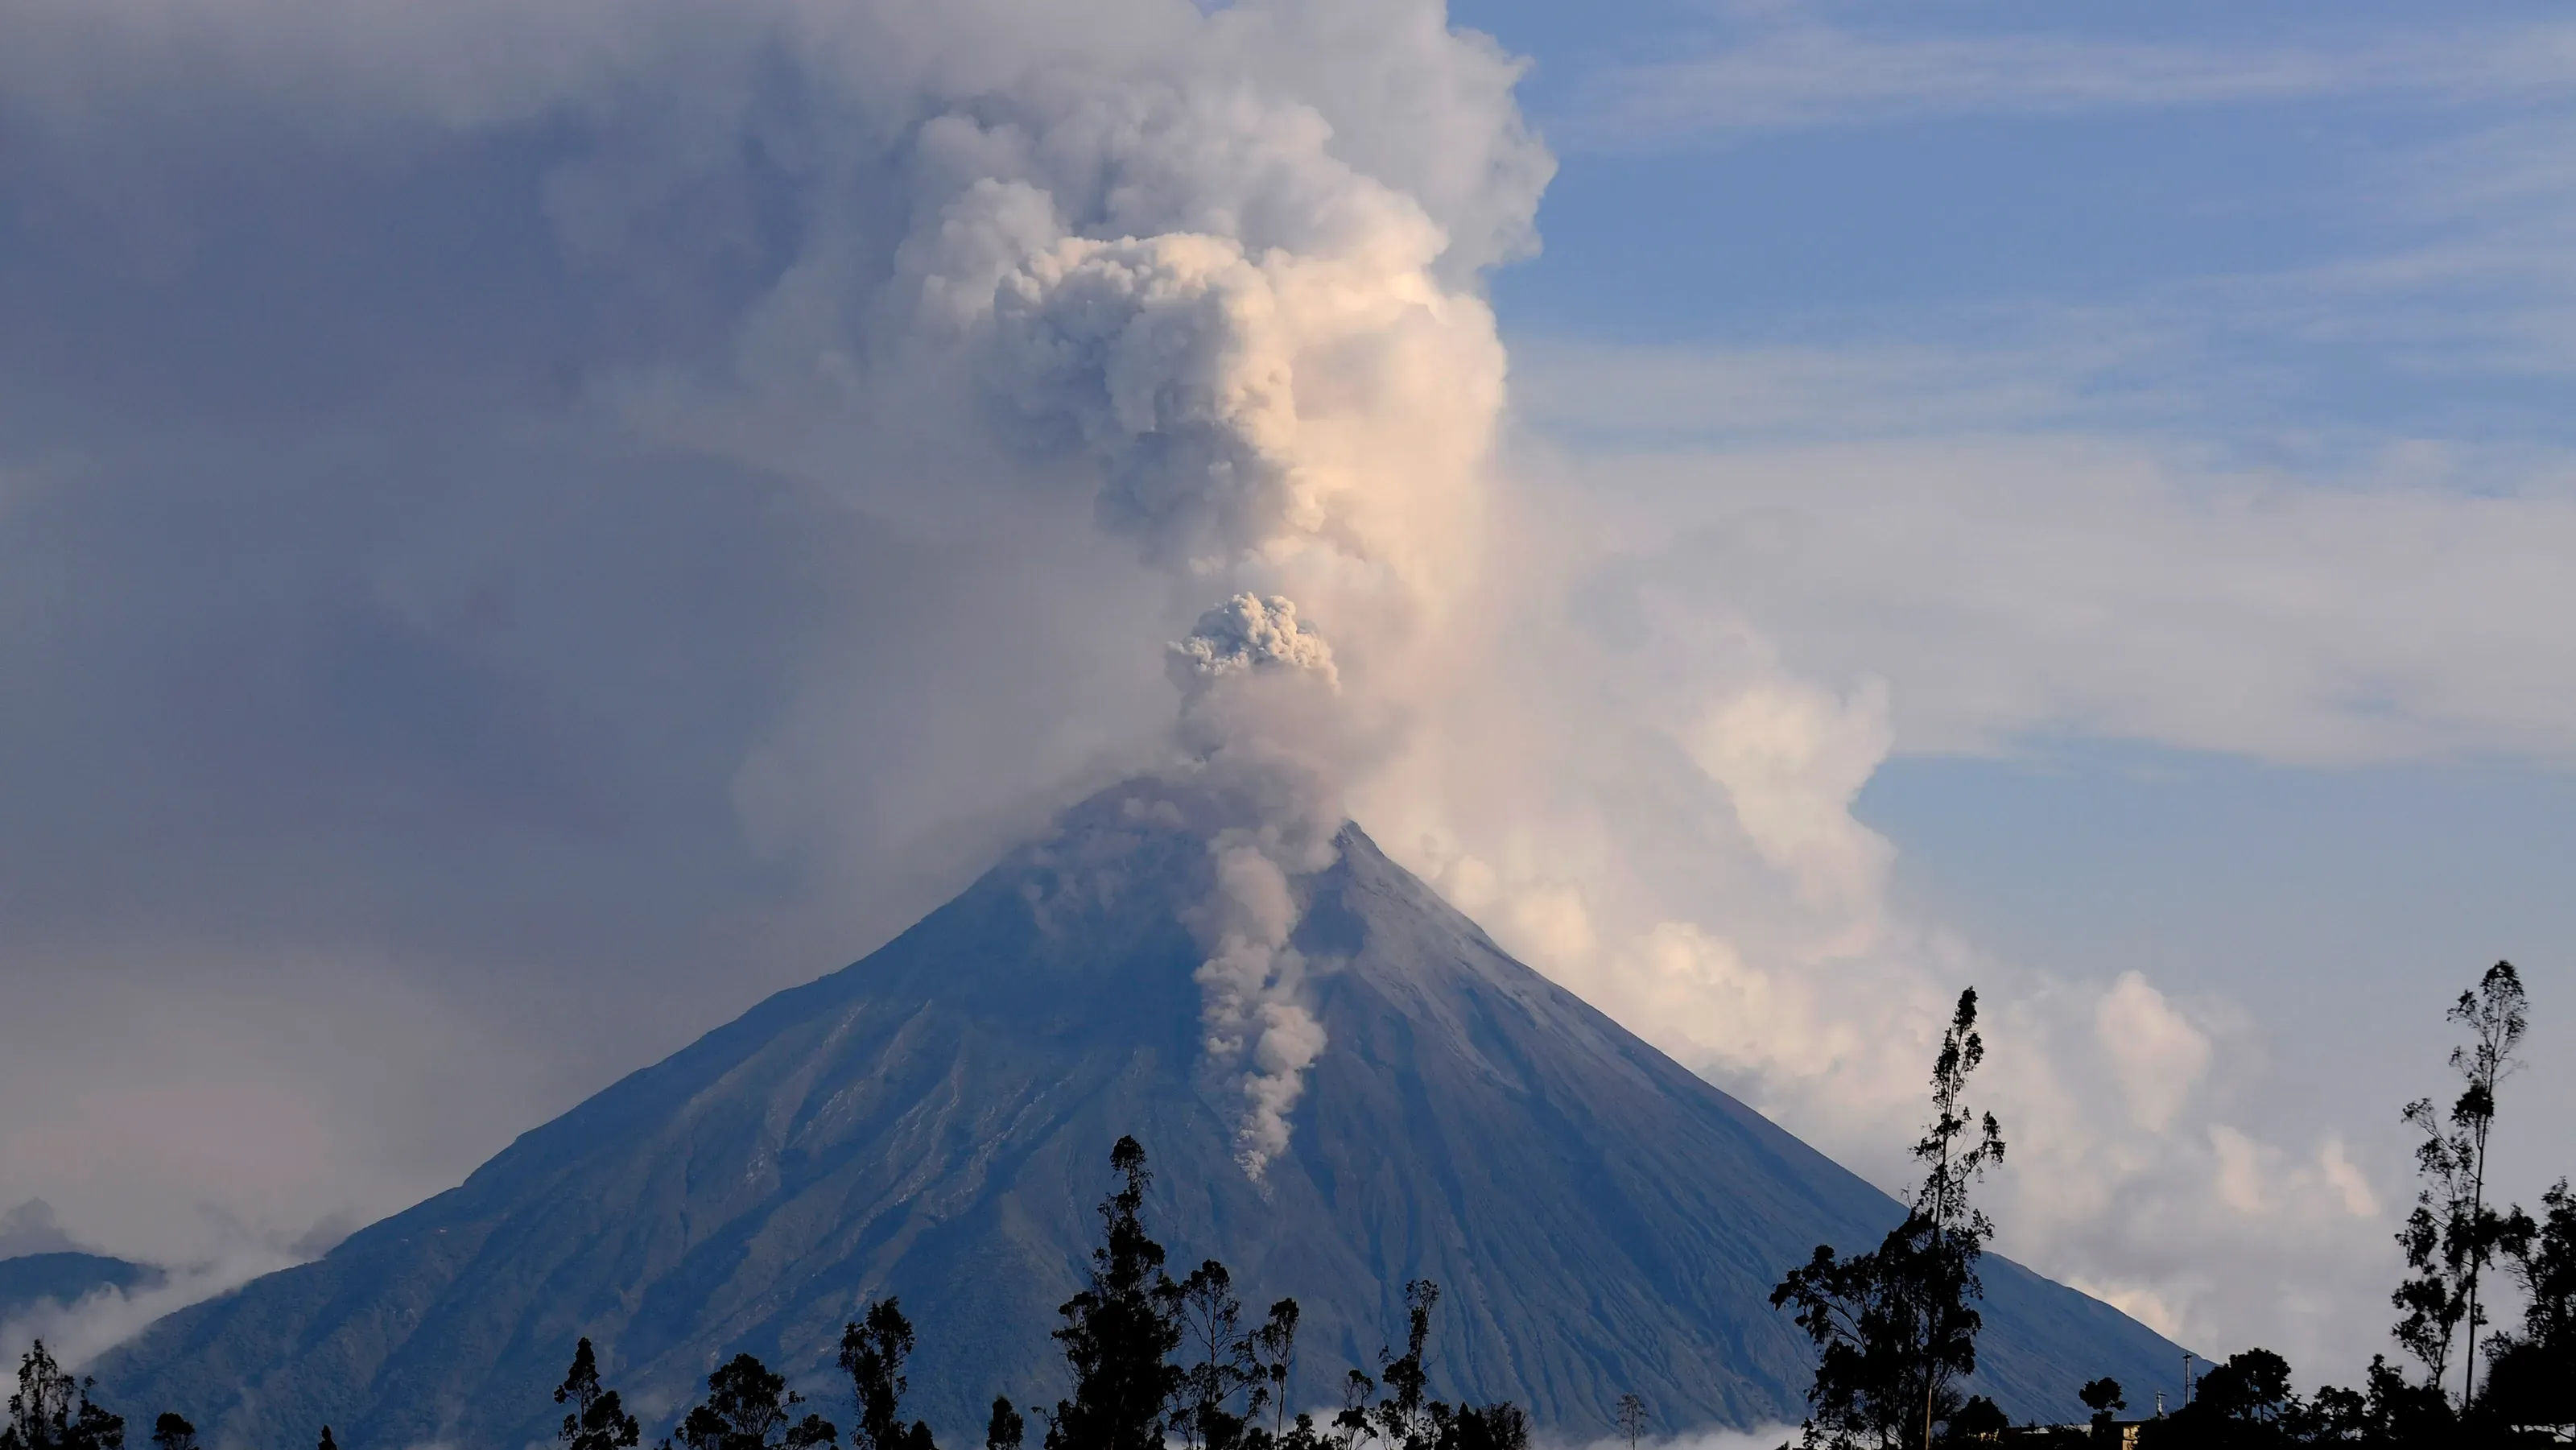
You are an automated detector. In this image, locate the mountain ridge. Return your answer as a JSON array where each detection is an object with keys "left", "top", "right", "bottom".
[{"left": 98, "top": 781, "right": 2180, "bottom": 1448}]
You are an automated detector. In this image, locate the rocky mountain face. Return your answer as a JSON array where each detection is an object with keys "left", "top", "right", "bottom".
[{"left": 99, "top": 782, "right": 2179, "bottom": 1448}]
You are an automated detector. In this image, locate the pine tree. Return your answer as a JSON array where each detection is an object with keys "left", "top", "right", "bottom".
[
  {"left": 556, "top": 1339, "right": 642, "bottom": 1450},
  {"left": 316, "top": 1427, "right": 337, "bottom": 1450},
  {"left": 1044, "top": 1137, "right": 1182, "bottom": 1450}
]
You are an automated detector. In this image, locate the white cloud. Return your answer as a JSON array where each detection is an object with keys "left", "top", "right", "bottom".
[
  {"left": 2, "top": 1247, "right": 298, "bottom": 1374},
  {"left": 1560, "top": 20, "right": 2576, "bottom": 148},
  {"left": 1511, "top": 426, "right": 2576, "bottom": 768},
  {"left": 2096, "top": 973, "right": 2211, "bottom": 1134}
]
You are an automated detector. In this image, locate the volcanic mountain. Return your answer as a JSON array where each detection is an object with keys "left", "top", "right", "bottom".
[{"left": 100, "top": 781, "right": 2179, "bottom": 1448}]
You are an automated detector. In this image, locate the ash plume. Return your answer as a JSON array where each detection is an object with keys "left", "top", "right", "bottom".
[{"left": 1166, "top": 594, "right": 1344, "bottom": 1179}]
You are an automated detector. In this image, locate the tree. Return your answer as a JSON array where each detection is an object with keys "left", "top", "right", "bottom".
[
  {"left": 2076, "top": 1380, "right": 2123, "bottom": 1443},
  {"left": 2303, "top": 1355, "right": 2449, "bottom": 1446},
  {"left": 1613, "top": 1394, "right": 1647, "bottom": 1450},
  {"left": 1320, "top": 1280, "right": 1525, "bottom": 1450},
  {"left": 1171, "top": 1262, "right": 1255, "bottom": 1450},
  {"left": 1045, "top": 1137, "right": 1183, "bottom": 1450},
  {"left": 557, "top": 1339, "right": 642, "bottom": 1450},
  {"left": 841, "top": 1300, "right": 931, "bottom": 1450},
  {"left": 985, "top": 1400, "right": 1025, "bottom": 1450},
  {"left": 2392, "top": 960, "right": 2526, "bottom": 1409},
  {"left": 1369, "top": 1281, "right": 1443, "bottom": 1450},
  {"left": 672, "top": 1354, "right": 838, "bottom": 1450},
  {"left": 1, "top": 1341, "right": 124, "bottom": 1450},
  {"left": 1939, "top": 1398, "right": 2003, "bottom": 1444},
  {"left": 1773, "top": 989, "right": 2005, "bottom": 1450},
  {"left": 2136, "top": 1349, "right": 2301, "bottom": 1448},
  {"left": 317, "top": 1428, "right": 338, "bottom": 1450},
  {"left": 146, "top": 1418, "right": 194, "bottom": 1450},
  {"left": 1248, "top": 1299, "right": 1301, "bottom": 1444},
  {"left": 1441, "top": 1405, "right": 1525, "bottom": 1450},
  {"left": 2483, "top": 1178, "right": 2576, "bottom": 1427}
]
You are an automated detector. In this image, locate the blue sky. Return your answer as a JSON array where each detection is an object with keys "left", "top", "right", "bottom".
[{"left": 1457, "top": 0, "right": 2576, "bottom": 1374}]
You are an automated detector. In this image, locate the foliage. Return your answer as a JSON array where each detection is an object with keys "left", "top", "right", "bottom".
[
  {"left": 1773, "top": 989, "right": 2004, "bottom": 1450},
  {"left": 1246, "top": 1299, "right": 1301, "bottom": 1444},
  {"left": 144, "top": 1416, "right": 193, "bottom": 1450},
  {"left": 557, "top": 1337, "right": 643, "bottom": 1450},
  {"left": 2392, "top": 961, "right": 2526, "bottom": 1408},
  {"left": 671, "top": 1354, "right": 838, "bottom": 1450},
  {"left": 1938, "top": 1397, "right": 2003, "bottom": 1444},
  {"left": 842, "top": 1299, "right": 935, "bottom": 1450},
  {"left": 0, "top": 1341, "right": 124, "bottom": 1450},
  {"left": 985, "top": 1399, "right": 1025, "bottom": 1450},
  {"left": 1171, "top": 1262, "right": 1255, "bottom": 1450},
  {"left": 1615, "top": 1394, "right": 1648, "bottom": 1450},
  {"left": 1317, "top": 1281, "right": 1525, "bottom": 1450},
  {"left": 2078, "top": 1378, "right": 2123, "bottom": 1442},
  {"left": 2481, "top": 1178, "right": 2576, "bottom": 1429},
  {"left": 1044, "top": 1137, "right": 1185, "bottom": 1450}
]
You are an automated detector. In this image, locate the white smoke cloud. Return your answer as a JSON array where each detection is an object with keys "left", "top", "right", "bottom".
[
  {"left": 1167, "top": 596, "right": 1344, "bottom": 1179},
  {"left": 1168, "top": 594, "right": 1340, "bottom": 690}
]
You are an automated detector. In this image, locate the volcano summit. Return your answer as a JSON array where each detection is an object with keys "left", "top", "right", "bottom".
[{"left": 100, "top": 781, "right": 2178, "bottom": 1448}]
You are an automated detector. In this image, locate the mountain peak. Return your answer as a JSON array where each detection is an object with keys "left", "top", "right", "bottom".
[{"left": 100, "top": 786, "right": 2178, "bottom": 1448}]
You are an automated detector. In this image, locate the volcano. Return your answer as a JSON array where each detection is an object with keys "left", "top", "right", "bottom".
[{"left": 99, "top": 781, "right": 2178, "bottom": 1448}]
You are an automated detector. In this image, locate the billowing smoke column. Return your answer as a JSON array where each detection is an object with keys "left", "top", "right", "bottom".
[
  {"left": 891, "top": 39, "right": 1531, "bottom": 1175},
  {"left": 1166, "top": 595, "right": 1342, "bottom": 1178}
]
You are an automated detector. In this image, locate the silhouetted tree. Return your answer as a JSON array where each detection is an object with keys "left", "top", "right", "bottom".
[
  {"left": 1613, "top": 1394, "right": 1647, "bottom": 1450},
  {"left": 1247, "top": 1299, "right": 1301, "bottom": 1443},
  {"left": 316, "top": 1427, "right": 337, "bottom": 1450},
  {"left": 2138, "top": 1349, "right": 2301, "bottom": 1448},
  {"left": 1428, "top": 1405, "right": 1525, "bottom": 1450},
  {"left": 1368, "top": 1282, "right": 1439, "bottom": 1450},
  {"left": 557, "top": 1338, "right": 642, "bottom": 1450},
  {"left": 1773, "top": 989, "right": 2005, "bottom": 1450},
  {"left": 2304, "top": 1354, "right": 2450, "bottom": 1446},
  {"left": 1321, "top": 1280, "right": 1526, "bottom": 1450},
  {"left": 1172, "top": 1262, "right": 1254, "bottom": 1450},
  {"left": 1, "top": 1341, "right": 124, "bottom": 1450},
  {"left": 985, "top": 1399, "right": 1024, "bottom": 1450},
  {"left": 671, "top": 1354, "right": 837, "bottom": 1450},
  {"left": 145, "top": 1416, "right": 194, "bottom": 1450},
  {"left": 1044, "top": 1137, "right": 1183, "bottom": 1450},
  {"left": 2483, "top": 1177, "right": 2576, "bottom": 1427},
  {"left": 2077, "top": 1379, "right": 2123, "bottom": 1442},
  {"left": 2392, "top": 961, "right": 2526, "bottom": 1409},
  {"left": 841, "top": 1300, "right": 927, "bottom": 1450},
  {"left": 1938, "top": 1398, "right": 2003, "bottom": 1444}
]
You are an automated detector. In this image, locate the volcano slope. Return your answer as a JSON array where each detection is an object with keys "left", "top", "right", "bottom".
[{"left": 100, "top": 781, "right": 2178, "bottom": 1448}]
